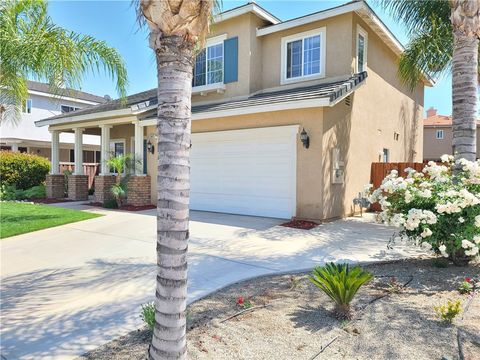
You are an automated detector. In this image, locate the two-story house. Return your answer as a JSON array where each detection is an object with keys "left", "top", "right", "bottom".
[
  {"left": 36, "top": 1, "right": 431, "bottom": 220},
  {"left": 1, "top": 81, "right": 106, "bottom": 162},
  {"left": 423, "top": 107, "right": 480, "bottom": 161}
]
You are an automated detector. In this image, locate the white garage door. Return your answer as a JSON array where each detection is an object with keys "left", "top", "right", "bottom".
[{"left": 190, "top": 125, "right": 298, "bottom": 219}]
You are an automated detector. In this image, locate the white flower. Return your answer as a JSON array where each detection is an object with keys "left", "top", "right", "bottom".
[
  {"left": 465, "top": 246, "right": 479, "bottom": 257},
  {"left": 421, "top": 242, "right": 432, "bottom": 250},
  {"left": 441, "top": 154, "right": 453, "bottom": 163},
  {"left": 439, "top": 244, "right": 446, "bottom": 252},
  {"left": 459, "top": 217, "right": 465, "bottom": 223},
  {"left": 474, "top": 235, "right": 480, "bottom": 244},
  {"left": 461, "top": 239, "right": 474, "bottom": 249},
  {"left": 420, "top": 228, "right": 432, "bottom": 238},
  {"left": 475, "top": 215, "right": 480, "bottom": 228},
  {"left": 404, "top": 190, "right": 413, "bottom": 203}
]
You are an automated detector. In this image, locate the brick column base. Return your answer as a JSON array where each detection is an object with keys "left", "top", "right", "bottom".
[
  {"left": 46, "top": 174, "right": 65, "bottom": 199},
  {"left": 127, "top": 175, "right": 151, "bottom": 206},
  {"left": 67, "top": 175, "right": 89, "bottom": 201},
  {"left": 94, "top": 175, "right": 116, "bottom": 204}
]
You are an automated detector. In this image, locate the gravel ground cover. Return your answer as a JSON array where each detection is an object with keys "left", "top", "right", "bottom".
[{"left": 77, "top": 258, "right": 480, "bottom": 360}]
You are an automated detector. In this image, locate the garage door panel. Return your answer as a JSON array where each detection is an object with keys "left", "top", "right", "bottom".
[{"left": 190, "top": 126, "right": 297, "bottom": 218}]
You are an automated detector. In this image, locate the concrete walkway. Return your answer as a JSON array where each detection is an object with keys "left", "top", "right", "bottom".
[{"left": 0, "top": 204, "right": 424, "bottom": 360}]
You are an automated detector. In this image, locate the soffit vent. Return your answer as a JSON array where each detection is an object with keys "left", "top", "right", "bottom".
[{"left": 345, "top": 96, "right": 351, "bottom": 107}]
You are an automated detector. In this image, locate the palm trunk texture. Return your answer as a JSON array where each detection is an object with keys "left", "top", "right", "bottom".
[
  {"left": 451, "top": 0, "right": 479, "bottom": 162},
  {"left": 150, "top": 34, "right": 195, "bottom": 360}
]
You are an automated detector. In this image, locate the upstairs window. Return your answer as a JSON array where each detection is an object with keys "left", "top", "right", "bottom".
[
  {"left": 61, "top": 105, "right": 80, "bottom": 113},
  {"left": 436, "top": 130, "right": 444, "bottom": 140},
  {"left": 356, "top": 25, "right": 368, "bottom": 73},
  {"left": 22, "top": 99, "right": 32, "bottom": 114},
  {"left": 193, "top": 40, "right": 224, "bottom": 87},
  {"left": 281, "top": 28, "right": 326, "bottom": 84}
]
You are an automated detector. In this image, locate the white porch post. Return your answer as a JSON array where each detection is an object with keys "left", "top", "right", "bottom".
[
  {"left": 73, "top": 128, "right": 84, "bottom": 175},
  {"left": 11, "top": 143, "right": 19, "bottom": 152},
  {"left": 99, "top": 125, "right": 112, "bottom": 175},
  {"left": 134, "top": 121, "right": 144, "bottom": 175},
  {"left": 50, "top": 130, "right": 60, "bottom": 174}
]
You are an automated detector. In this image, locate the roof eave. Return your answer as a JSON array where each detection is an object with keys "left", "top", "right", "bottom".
[{"left": 214, "top": 3, "right": 280, "bottom": 25}]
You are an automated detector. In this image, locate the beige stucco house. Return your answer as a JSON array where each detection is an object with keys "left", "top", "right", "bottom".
[
  {"left": 36, "top": 1, "right": 431, "bottom": 220},
  {"left": 423, "top": 107, "right": 480, "bottom": 161}
]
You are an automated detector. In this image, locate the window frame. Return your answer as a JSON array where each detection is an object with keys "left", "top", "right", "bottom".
[
  {"left": 280, "top": 27, "right": 326, "bottom": 85},
  {"left": 109, "top": 139, "right": 126, "bottom": 175},
  {"left": 61, "top": 104, "right": 81, "bottom": 114},
  {"left": 193, "top": 34, "right": 227, "bottom": 91},
  {"left": 382, "top": 148, "right": 390, "bottom": 163},
  {"left": 22, "top": 99, "right": 33, "bottom": 114},
  {"left": 436, "top": 129, "right": 444, "bottom": 140},
  {"left": 356, "top": 25, "right": 368, "bottom": 73}
]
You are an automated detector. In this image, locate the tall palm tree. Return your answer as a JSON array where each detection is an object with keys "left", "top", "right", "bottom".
[
  {"left": 137, "top": 1, "right": 216, "bottom": 358},
  {"left": 0, "top": 0, "right": 128, "bottom": 124},
  {"left": 379, "top": 0, "right": 479, "bottom": 162}
]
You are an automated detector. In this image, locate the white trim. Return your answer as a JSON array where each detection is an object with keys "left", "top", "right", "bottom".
[
  {"left": 192, "top": 83, "right": 226, "bottom": 95},
  {"left": 35, "top": 108, "right": 132, "bottom": 127},
  {"left": 435, "top": 129, "right": 444, "bottom": 140},
  {"left": 206, "top": 33, "right": 227, "bottom": 45},
  {"left": 280, "top": 27, "right": 326, "bottom": 85},
  {"left": 22, "top": 98, "right": 33, "bottom": 114},
  {"left": 109, "top": 138, "right": 126, "bottom": 175},
  {"left": 214, "top": 3, "right": 280, "bottom": 25},
  {"left": 27, "top": 89, "right": 100, "bottom": 105},
  {"left": 60, "top": 104, "right": 81, "bottom": 114},
  {"left": 356, "top": 25, "right": 368, "bottom": 73},
  {"left": 193, "top": 35, "right": 226, "bottom": 89},
  {"left": 257, "top": 1, "right": 362, "bottom": 36}
]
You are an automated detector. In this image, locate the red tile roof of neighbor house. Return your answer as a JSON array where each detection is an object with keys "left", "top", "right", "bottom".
[{"left": 424, "top": 107, "right": 480, "bottom": 127}]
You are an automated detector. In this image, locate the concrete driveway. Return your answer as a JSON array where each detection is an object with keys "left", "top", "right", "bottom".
[{"left": 0, "top": 205, "right": 424, "bottom": 360}]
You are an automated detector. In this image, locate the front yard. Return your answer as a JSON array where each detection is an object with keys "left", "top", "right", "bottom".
[{"left": 0, "top": 202, "right": 102, "bottom": 238}]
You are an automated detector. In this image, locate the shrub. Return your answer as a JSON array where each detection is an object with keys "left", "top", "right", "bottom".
[
  {"left": 309, "top": 263, "right": 373, "bottom": 319},
  {"left": 103, "top": 199, "right": 118, "bottom": 209},
  {"left": 140, "top": 302, "right": 155, "bottom": 331},
  {"left": 368, "top": 156, "right": 480, "bottom": 265},
  {"left": 434, "top": 300, "right": 461, "bottom": 324},
  {"left": 458, "top": 277, "right": 476, "bottom": 295},
  {"left": 22, "top": 185, "right": 46, "bottom": 199},
  {"left": 0, "top": 151, "right": 50, "bottom": 190},
  {"left": 0, "top": 184, "right": 46, "bottom": 200},
  {"left": 111, "top": 182, "right": 127, "bottom": 207}
]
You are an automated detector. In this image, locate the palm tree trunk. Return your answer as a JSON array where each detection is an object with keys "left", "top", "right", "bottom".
[
  {"left": 150, "top": 34, "right": 195, "bottom": 360},
  {"left": 451, "top": 0, "right": 479, "bottom": 163}
]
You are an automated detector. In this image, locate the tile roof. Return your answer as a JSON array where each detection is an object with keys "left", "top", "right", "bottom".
[
  {"left": 27, "top": 81, "right": 107, "bottom": 104},
  {"left": 38, "top": 72, "right": 367, "bottom": 126},
  {"left": 424, "top": 114, "right": 480, "bottom": 127}
]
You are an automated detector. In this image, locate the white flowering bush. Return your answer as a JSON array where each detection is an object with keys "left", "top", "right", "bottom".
[{"left": 368, "top": 155, "right": 480, "bottom": 265}]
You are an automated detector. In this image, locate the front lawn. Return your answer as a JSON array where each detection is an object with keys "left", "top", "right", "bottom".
[{"left": 0, "top": 202, "right": 102, "bottom": 238}]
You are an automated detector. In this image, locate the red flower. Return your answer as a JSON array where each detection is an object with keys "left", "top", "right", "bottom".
[
  {"left": 236, "top": 296, "right": 244, "bottom": 305},
  {"left": 465, "top": 277, "right": 472, "bottom": 283}
]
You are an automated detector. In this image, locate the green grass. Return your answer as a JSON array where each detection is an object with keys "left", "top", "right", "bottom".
[{"left": 0, "top": 202, "right": 102, "bottom": 239}]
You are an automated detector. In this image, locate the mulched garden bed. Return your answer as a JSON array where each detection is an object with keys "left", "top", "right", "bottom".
[
  {"left": 280, "top": 219, "right": 318, "bottom": 230},
  {"left": 31, "top": 198, "right": 75, "bottom": 204},
  {"left": 83, "top": 202, "right": 156, "bottom": 212},
  {"left": 77, "top": 258, "right": 480, "bottom": 360}
]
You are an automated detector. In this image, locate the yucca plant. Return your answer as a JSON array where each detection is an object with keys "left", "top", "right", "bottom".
[{"left": 309, "top": 263, "right": 373, "bottom": 319}]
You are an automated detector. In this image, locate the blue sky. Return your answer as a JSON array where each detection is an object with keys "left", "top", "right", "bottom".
[{"left": 48, "top": 0, "right": 451, "bottom": 116}]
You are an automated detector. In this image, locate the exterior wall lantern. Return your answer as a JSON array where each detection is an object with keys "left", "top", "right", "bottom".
[
  {"left": 300, "top": 128, "right": 310, "bottom": 149},
  {"left": 147, "top": 140, "right": 154, "bottom": 154}
]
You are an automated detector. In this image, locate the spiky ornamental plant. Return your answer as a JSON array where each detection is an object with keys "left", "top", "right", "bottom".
[
  {"left": 0, "top": 0, "right": 128, "bottom": 124},
  {"left": 309, "top": 263, "right": 373, "bottom": 319},
  {"left": 379, "top": 0, "right": 479, "bottom": 163}
]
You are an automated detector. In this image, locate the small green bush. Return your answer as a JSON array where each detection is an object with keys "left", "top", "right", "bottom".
[
  {"left": 103, "top": 199, "right": 118, "bottom": 209},
  {"left": 309, "top": 262, "right": 373, "bottom": 319},
  {"left": 0, "top": 151, "right": 50, "bottom": 190},
  {"left": 0, "top": 184, "right": 46, "bottom": 200},
  {"left": 140, "top": 302, "right": 155, "bottom": 331},
  {"left": 23, "top": 185, "right": 46, "bottom": 199},
  {"left": 434, "top": 300, "right": 461, "bottom": 324}
]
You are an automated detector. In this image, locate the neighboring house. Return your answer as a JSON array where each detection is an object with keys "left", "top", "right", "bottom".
[
  {"left": 423, "top": 107, "right": 480, "bottom": 161},
  {"left": 36, "top": 1, "right": 431, "bottom": 220},
  {"left": 0, "top": 81, "right": 106, "bottom": 162}
]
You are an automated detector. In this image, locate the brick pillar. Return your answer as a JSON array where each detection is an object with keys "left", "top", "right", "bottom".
[
  {"left": 46, "top": 174, "right": 65, "bottom": 199},
  {"left": 67, "top": 175, "right": 89, "bottom": 201},
  {"left": 127, "top": 175, "right": 151, "bottom": 206},
  {"left": 94, "top": 175, "right": 116, "bottom": 204}
]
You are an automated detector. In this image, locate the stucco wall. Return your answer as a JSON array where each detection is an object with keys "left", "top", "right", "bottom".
[{"left": 424, "top": 126, "right": 480, "bottom": 160}]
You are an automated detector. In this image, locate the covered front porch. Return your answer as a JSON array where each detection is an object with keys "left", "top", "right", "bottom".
[{"left": 45, "top": 119, "right": 155, "bottom": 205}]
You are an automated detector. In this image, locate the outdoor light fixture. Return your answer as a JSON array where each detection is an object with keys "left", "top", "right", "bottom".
[
  {"left": 147, "top": 140, "right": 155, "bottom": 154},
  {"left": 300, "top": 128, "right": 310, "bottom": 149}
]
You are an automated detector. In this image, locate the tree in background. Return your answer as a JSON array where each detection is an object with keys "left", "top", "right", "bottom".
[
  {"left": 0, "top": 0, "right": 128, "bottom": 124},
  {"left": 380, "top": 0, "right": 479, "bottom": 162},
  {"left": 137, "top": 0, "right": 218, "bottom": 358}
]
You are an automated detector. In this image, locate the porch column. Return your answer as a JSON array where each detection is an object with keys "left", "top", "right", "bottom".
[
  {"left": 73, "top": 128, "right": 84, "bottom": 175},
  {"left": 50, "top": 130, "right": 60, "bottom": 174},
  {"left": 133, "top": 121, "right": 144, "bottom": 175},
  {"left": 11, "top": 143, "right": 19, "bottom": 152},
  {"left": 99, "top": 125, "right": 112, "bottom": 175}
]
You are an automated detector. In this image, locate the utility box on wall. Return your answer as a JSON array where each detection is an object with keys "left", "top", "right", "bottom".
[{"left": 331, "top": 148, "right": 345, "bottom": 184}]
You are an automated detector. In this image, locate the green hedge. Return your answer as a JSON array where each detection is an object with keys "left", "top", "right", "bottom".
[{"left": 0, "top": 151, "right": 50, "bottom": 190}]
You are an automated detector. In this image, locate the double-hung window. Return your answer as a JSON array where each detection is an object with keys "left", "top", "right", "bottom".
[
  {"left": 436, "top": 130, "right": 444, "bottom": 140},
  {"left": 22, "top": 99, "right": 32, "bottom": 114},
  {"left": 356, "top": 25, "right": 368, "bottom": 73},
  {"left": 193, "top": 36, "right": 225, "bottom": 88},
  {"left": 281, "top": 28, "right": 326, "bottom": 84}
]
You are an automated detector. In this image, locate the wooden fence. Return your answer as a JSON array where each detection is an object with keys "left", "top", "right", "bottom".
[
  {"left": 370, "top": 162, "right": 425, "bottom": 211},
  {"left": 59, "top": 162, "right": 99, "bottom": 189}
]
